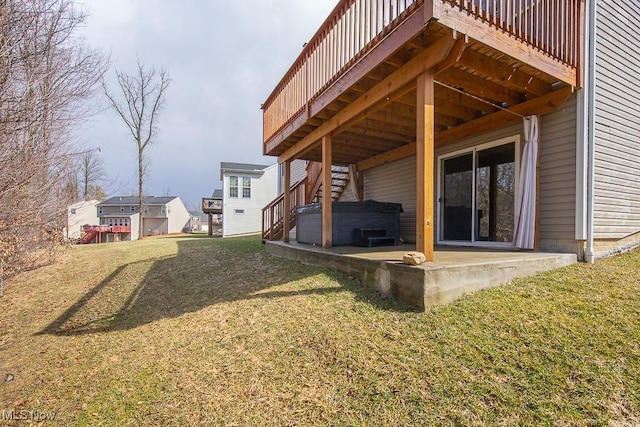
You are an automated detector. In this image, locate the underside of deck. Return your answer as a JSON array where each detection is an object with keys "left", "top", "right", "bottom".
[
  {"left": 264, "top": 1, "right": 580, "bottom": 165},
  {"left": 266, "top": 240, "right": 577, "bottom": 310},
  {"left": 262, "top": 0, "right": 583, "bottom": 259}
]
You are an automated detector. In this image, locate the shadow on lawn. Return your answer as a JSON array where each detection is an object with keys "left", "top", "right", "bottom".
[{"left": 40, "top": 236, "right": 413, "bottom": 336}]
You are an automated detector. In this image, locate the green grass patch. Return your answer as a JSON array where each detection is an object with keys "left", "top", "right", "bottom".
[{"left": 0, "top": 234, "right": 638, "bottom": 425}]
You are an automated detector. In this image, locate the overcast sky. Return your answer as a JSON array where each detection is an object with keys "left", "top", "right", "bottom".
[{"left": 76, "top": 0, "right": 336, "bottom": 210}]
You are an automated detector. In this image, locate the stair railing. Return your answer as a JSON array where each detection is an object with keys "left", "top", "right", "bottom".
[{"left": 262, "top": 179, "right": 306, "bottom": 241}]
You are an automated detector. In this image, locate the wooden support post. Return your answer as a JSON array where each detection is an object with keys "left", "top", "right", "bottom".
[
  {"left": 322, "top": 134, "right": 333, "bottom": 248},
  {"left": 416, "top": 71, "right": 435, "bottom": 261},
  {"left": 283, "top": 160, "right": 291, "bottom": 243},
  {"left": 207, "top": 213, "right": 212, "bottom": 237}
]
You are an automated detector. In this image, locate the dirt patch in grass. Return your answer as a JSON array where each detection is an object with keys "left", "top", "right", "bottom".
[{"left": 0, "top": 235, "right": 638, "bottom": 425}]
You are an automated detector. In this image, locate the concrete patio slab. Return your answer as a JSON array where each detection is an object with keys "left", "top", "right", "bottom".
[{"left": 265, "top": 241, "right": 578, "bottom": 310}]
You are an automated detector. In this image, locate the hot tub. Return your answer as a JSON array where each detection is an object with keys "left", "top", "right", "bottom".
[{"left": 295, "top": 200, "right": 403, "bottom": 246}]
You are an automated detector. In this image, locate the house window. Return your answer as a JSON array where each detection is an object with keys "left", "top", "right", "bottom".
[
  {"left": 229, "top": 176, "right": 238, "bottom": 198},
  {"left": 70, "top": 208, "right": 76, "bottom": 215},
  {"left": 120, "top": 206, "right": 125, "bottom": 212},
  {"left": 98, "top": 206, "right": 103, "bottom": 214},
  {"left": 234, "top": 209, "right": 245, "bottom": 214},
  {"left": 143, "top": 205, "right": 149, "bottom": 214},
  {"left": 242, "top": 177, "right": 251, "bottom": 198},
  {"left": 130, "top": 206, "right": 135, "bottom": 212},
  {"left": 161, "top": 206, "right": 166, "bottom": 214}
]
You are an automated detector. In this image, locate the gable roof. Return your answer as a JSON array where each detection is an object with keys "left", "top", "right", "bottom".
[
  {"left": 98, "top": 196, "right": 179, "bottom": 206},
  {"left": 219, "top": 162, "right": 274, "bottom": 180},
  {"left": 68, "top": 199, "right": 99, "bottom": 210}
]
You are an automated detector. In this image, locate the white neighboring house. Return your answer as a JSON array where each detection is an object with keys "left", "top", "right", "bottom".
[
  {"left": 65, "top": 199, "right": 100, "bottom": 240},
  {"left": 220, "top": 162, "right": 278, "bottom": 237}
]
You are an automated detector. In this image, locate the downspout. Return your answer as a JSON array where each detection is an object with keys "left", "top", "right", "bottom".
[{"left": 585, "top": 0, "right": 597, "bottom": 263}]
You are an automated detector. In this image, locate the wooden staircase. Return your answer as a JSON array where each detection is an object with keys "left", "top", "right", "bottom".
[
  {"left": 262, "top": 162, "right": 350, "bottom": 242},
  {"left": 305, "top": 162, "right": 349, "bottom": 203}
]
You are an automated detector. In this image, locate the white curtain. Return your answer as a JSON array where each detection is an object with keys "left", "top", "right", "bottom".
[
  {"left": 348, "top": 164, "right": 363, "bottom": 201},
  {"left": 514, "top": 115, "right": 539, "bottom": 249}
]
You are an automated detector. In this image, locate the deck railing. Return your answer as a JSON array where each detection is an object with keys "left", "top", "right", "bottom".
[
  {"left": 263, "top": 0, "right": 423, "bottom": 144},
  {"left": 262, "top": 179, "right": 306, "bottom": 241},
  {"left": 262, "top": 0, "right": 582, "bottom": 147},
  {"left": 443, "top": 0, "right": 581, "bottom": 68}
]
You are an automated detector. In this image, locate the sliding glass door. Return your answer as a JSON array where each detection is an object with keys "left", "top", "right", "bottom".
[{"left": 438, "top": 137, "right": 518, "bottom": 246}]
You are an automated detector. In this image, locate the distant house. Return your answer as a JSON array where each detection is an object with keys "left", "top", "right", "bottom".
[
  {"left": 187, "top": 211, "right": 208, "bottom": 233},
  {"left": 201, "top": 189, "right": 223, "bottom": 234},
  {"left": 96, "top": 196, "right": 191, "bottom": 240},
  {"left": 219, "top": 162, "right": 278, "bottom": 237},
  {"left": 65, "top": 199, "right": 99, "bottom": 241}
]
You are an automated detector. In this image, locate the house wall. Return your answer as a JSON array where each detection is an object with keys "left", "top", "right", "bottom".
[
  {"left": 66, "top": 200, "right": 99, "bottom": 240},
  {"left": 166, "top": 197, "right": 191, "bottom": 233},
  {"left": 363, "top": 156, "right": 417, "bottom": 242},
  {"left": 143, "top": 218, "right": 168, "bottom": 235},
  {"left": 357, "top": 110, "right": 579, "bottom": 252},
  {"left": 278, "top": 159, "right": 307, "bottom": 194},
  {"left": 100, "top": 205, "right": 138, "bottom": 216},
  {"left": 130, "top": 213, "right": 140, "bottom": 241},
  {"left": 592, "top": 3, "right": 640, "bottom": 245},
  {"left": 538, "top": 94, "right": 582, "bottom": 255},
  {"left": 223, "top": 164, "right": 278, "bottom": 237},
  {"left": 144, "top": 205, "right": 165, "bottom": 217}
]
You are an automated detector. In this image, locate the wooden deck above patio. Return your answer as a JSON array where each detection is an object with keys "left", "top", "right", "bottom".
[{"left": 262, "top": 0, "right": 582, "bottom": 165}]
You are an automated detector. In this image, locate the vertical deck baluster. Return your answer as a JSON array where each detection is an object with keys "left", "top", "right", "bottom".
[{"left": 350, "top": 1, "right": 356, "bottom": 62}]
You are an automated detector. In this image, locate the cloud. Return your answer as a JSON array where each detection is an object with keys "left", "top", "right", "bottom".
[{"left": 77, "top": 0, "right": 336, "bottom": 207}]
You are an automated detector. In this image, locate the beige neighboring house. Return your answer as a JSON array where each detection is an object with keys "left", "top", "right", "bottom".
[
  {"left": 97, "top": 196, "right": 191, "bottom": 240},
  {"left": 65, "top": 199, "right": 100, "bottom": 241}
]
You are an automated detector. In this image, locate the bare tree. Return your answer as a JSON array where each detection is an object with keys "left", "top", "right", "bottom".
[
  {"left": 78, "top": 149, "right": 106, "bottom": 200},
  {"left": 103, "top": 59, "right": 170, "bottom": 239},
  {"left": 0, "top": 0, "right": 108, "bottom": 278}
]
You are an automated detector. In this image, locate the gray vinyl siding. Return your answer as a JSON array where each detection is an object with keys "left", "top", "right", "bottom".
[
  {"left": 538, "top": 95, "right": 577, "bottom": 240},
  {"left": 279, "top": 159, "right": 307, "bottom": 193},
  {"left": 290, "top": 159, "right": 307, "bottom": 186},
  {"left": 363, "top": 156, "right": 416, "bottom": 242},
  {"left": 593, "top": 2, "right": 640, "bottom": 238},
  {"left": 361, "top": 111, "right": 577, "bottom": 246}
]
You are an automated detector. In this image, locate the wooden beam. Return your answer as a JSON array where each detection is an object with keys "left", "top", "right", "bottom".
[
  {"left": 416, "top": 71, "right": 435, "bottom": 262},
  {"left": 438, "top": 67, "right": 524, "bottom": 105},
  {"left": 322, "top": 135, "right": 333, "bottom": 248},
  {"left": 283, "top": 160, "right": 291, "bottom": 243},
  {"left": 457, "top": 49, "right": 553, "bottom": 97},
  {"left": 432, "top": 3, "right": 576, "bottom": 86},
  {"left": 278, "top": 34, "right": 457, "bottom": 163},
  {"left": 433, "top": 35, "right": 467, "bottom": 74},
  {"left": 436, "top": 86, "right": 573, "bottom": 147},
  {"left": 358, "top": 142, "right": 417, "bottom": 171}
]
